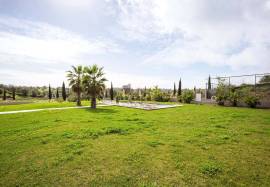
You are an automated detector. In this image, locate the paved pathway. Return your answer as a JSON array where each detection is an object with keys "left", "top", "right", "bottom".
[{"left": 0, "top": 105, "right": 108, "bottom": 115}]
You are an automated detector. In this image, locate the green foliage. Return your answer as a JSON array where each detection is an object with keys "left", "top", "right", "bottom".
[
  {"left": 259, "top": 75, "right": 270, "bottom": 84},
  {"left": 207, "top": 75, "right": 212, "bottom": 99},
  {"left": 244, "top": 95, "right": 260, "bottom": 108},
  {"left": 12, "top": 88, "right": 15, "bottom": 100},
  {"left": 181, "top": 90, "right": 194, "bottom": 103},
  {"left": 3, "top": 89, "right": 6, "bottom": 100},
  {"left": 67, "top": 65, "right": 83, "bottom": 106},
  {"left": 48, "top": 84, "right": 52, "bottom": 100},
  {"left": 173, "top": 82, "right": 176, "bottom": 96},
  {"left": 215, "top": 79, "right": 228, "bottom": 105},
  {"left": 177, "top": 79, "right": 182, "bottom": 96},
  {"left": 228, "top": 89, "right": 241, "bottom": 106},
  {"left": 110, "top": 82, "right": 114, "bottom": 100},
  {"left": 150, "top": 86, "right": 170, "bottom": 102},
  {"left": 56, "top": 88, "right": 59, "bottom": 98},
  {"left": 116, "top": 94, "right": 119, "bottom": 103},
  {"left": 62, "top": 82, "right": 67, "bottom": 101},
  {"left": 83, "top": 64, "right": 107, "bottom": 109}
]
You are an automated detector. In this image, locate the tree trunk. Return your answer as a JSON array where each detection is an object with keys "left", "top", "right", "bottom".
[
  {"left": 91, "top": 97, "right": 96, "bottom": 109},
  {"left": 77, "top": 91, "right": 81, "bottom": 106}
]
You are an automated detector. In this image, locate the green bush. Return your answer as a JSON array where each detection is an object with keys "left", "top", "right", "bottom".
[
  {"left": 215, "top": 79, "right": 229, "bottom": 105},
  {"left": 244, "top": 95, "right": 260, "bottom": 108},
  {"left": 177, "top": 95, "right": 182, "bottom": 102},
  {"left": 228, "top": 89, "right": 241, "bottom": 106},
  {"left": 67, "top": 94, "right": 77, "bottom": 102},
  {"left": 181, "top": 90, "right": 194, "bottom": 103}
]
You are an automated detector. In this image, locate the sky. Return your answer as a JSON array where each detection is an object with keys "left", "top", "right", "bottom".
[{"left": 0, "top": 0, "right": 270, "bottom": 89}]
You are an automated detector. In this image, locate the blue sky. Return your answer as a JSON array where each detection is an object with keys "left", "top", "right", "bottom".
[{"left": 0, "top": 0, "right": 270, "bottom": 88}]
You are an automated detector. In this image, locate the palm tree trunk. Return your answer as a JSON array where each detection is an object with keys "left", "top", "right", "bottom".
[
  {"left": 91, "top": 97, "right": 96, "bottom": 109},
  {"left": 77, "top": 90, "right": 81, "bottom": 106}
]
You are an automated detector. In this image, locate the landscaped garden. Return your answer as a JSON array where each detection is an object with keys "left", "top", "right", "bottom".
[{"left": 0, "top": 102, "right": 270, "bottom": 186}]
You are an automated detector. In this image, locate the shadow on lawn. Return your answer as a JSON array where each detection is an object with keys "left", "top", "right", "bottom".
[{"left": 81, "top": 107, "right": 118, "bottom": 114}]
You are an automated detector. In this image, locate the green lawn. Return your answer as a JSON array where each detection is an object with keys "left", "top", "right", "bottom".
[
  {"left": 0, "top": 104, "right": 270, "bottom": 186},
  {"left": 0, "top": 101, "right": 90, "bottom": 112}
]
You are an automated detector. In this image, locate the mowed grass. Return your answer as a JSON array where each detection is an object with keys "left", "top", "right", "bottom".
[
  {"left": 0, "top": 104, "right": 270, "bottom": 186},
  {"left": 0, "top": 101, "right": 90, "bottom": 112}
]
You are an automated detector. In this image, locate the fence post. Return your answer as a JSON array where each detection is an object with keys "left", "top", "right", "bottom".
[{"left": 254, "top": 74, "right": 257, "bottom": 95}]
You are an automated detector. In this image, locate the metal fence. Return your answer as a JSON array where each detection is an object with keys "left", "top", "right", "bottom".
[{"left": 203, "top": 73, "right": 270, "bottom": 107}]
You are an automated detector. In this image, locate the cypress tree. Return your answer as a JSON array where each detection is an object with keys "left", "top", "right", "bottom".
[
  {"left": 208, "top": 75, "right": 211, "bottom": 90},
  {"left": 3, "top": 88, "right": 6, "bottom": 100},
  {"left": 48, "top": 84, "right": 52, "bottom": 100},
  {"left": 207, "top": 75, "right": 211, "bottom": 99},
  {"left": 62, "top": 82, "right": 66, "bottom": 101},
  {"left": 12, "top": 87, "right": 16, "bottom": 100},
  {"left": 56, "top": 88, "right": 59, "bottom": 98},
  {"left": 177, "top": 79, "right": 182, "bottom": 96},
  {"left": 173, "top": 82, "right": 176, "bottom": 96},
  {"left": 110, "top": 82, "right": 114, "bottom": 100},
  {"left": 144, "top": 86, "right": 147, "bottom": 97}
]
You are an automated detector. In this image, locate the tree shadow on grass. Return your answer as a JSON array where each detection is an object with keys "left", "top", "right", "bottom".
[{"left": 81, "top": 107, "right": 118, "bottom": 114}]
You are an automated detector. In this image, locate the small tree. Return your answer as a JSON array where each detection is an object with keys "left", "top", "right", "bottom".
[
  {"left": 12, "top": 88, "right": 16, "bottom": 100},
  {"left": 173, "top": 82, "right": 176, "bottom": 96},
  {"left": 67, "top": 65, "right": 83, "bottom": 106},
  {"left": 3, "top": 88, "right": 6, "bottom": 100},
  {"left": 83, "top": 64, "right": 107, "bottom": 109},
  {"left": 181, "top": 90, "right": 194, "bottom": 103},
  {"left": 259, "top": 75, "right": 270, "bottom": 84},
  {"left": 215, "top": 79, "right": 228, "bottom": 105},
  {"left": 110, "top": 82, "right": 114, "bottom": 100},
  {"left": 228, "top": 88, "right": 240, "bottom": 106},
  {"left": 244, "top": 95, "right": 260, "bottom": 108},
  {"left": 56, "top": 88, "right": 59, "bottom": 99},
  {"left": 207, "top": 75, "right": 211, "bottom": 99},
  {"left": 62, "top": 82, "right": 67, "bottom": 101},
  {"left": 177, "top": 79, "right": 182, "bottom": 96},
  {"left": 144, "top": 86, "right": 147, "bottom": 97},
  {"left": 48, "top": 84, "right": 52, "bottom": 100}
]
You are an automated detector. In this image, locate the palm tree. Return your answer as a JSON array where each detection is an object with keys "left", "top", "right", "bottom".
[
  {"left": 83, "top": 64, "right": 107, "bottom": 109},
  {"left": 67, "top": 65, "right": 83, "bottom": 106}
]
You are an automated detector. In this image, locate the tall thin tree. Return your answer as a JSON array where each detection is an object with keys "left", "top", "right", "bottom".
[
  {"left": 110, "top": 82, "right": 114, "bottom": 100},
  {"left": 3, "top": 88, "right": 6, "bottom": 100},
  {"left": 62, "top": 82, "right": 67, "bottom": 101},
  {"left": 56, "top": 88, "right": 59, "bottom": 99},
  {"left": 173, "top": 82, "right": 176, "bottom": 96},
  {"left": 177, "top": 79, "right": 182, "bottom": 96},
  {"left": 208, "top": 75, "right": 211, "bottom": 90},
  {"left": 48, "top": 84, "right": 52, "bottom": 100},
  {"left": 83, "top": 64, "right": 107, "bottom": 109},
  {"left": 207, "top": 75, "right": 211, "bottom": 99},
  {"left": 144, "top": 86, "right": 147, "bottom": 97},
  {"left": 67, "top": 65, "right": 83, "bottom": 106},
  {"left": 12, "top": 87, "right": 16, "bottom": 100}
]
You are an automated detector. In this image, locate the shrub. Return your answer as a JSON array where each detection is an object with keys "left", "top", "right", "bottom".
[
  {"left": 181, "top": 90, "right": 194, "bottom": 103},
  {"left": 146, "top": 94, "right": 151, "bottom": 101},
  {"left": 215, "top": 79, "right": 228, "bottom": 105},
  {"left": 228, "top": 89, "right": 240, "bottom": 106},
  {"left": 244, "top": 95, "right": 260, "bottom": 108},
  {"left": 67, "top": 94, "right": 77, "bottom": 102},
  {"left": 116, "top": 95, "right": 119, "bottom": 103}
]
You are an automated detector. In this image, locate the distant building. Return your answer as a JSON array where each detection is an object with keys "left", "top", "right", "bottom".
[{"left": 122, "top": 84, "right": 131, "bottom": 94}]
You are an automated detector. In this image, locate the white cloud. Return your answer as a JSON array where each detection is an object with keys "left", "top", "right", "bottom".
[
  {"left": 0, "top": 16, "right": 122, "bottom": 65},
  {"left": 115, "top": 0, "right": 270, "bottom": 71}
]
